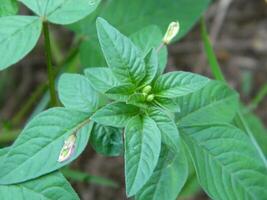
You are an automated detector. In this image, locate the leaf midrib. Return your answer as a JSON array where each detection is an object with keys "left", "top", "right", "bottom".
[{"left": 0, "top": 116, "right": 90, "bottom": 182}]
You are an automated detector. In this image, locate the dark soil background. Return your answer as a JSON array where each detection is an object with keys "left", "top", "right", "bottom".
[{"left": 0, "top": 0, "right": 267, "bottom": 199}]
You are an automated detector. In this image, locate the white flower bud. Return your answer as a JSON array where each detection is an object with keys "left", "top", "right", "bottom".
[
  {"left": 163, "top": 21, "right": 180, "bottom": 44},
  {"left": 58, "top": 134, "right": 77, "bottom": 163}
]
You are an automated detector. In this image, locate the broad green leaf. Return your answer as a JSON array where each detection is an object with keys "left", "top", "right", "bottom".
[
  {"left": 148, "top": 107, "right": 180, "bottom": 152},
  {"left": 130, "top": 25, "right": 167, "bottom": 73},
  {"left": 238, "top": 109, "right": 267, "bottom": 157},
  {"left": 127, "top": 93, "right": 147, "bottom": 108},
  {"left": 0, "top": 171, "right": 79, "bottom": 200},
  {"left": 20, "top": 0, "right": 101, "bottom": 25},
  {"left": 70, "top": 0, "right": 211, "bottom": 42},
  {"left": 91, "top": 102, "right": 140, "bottom": 128},
  {"left": 125, "top": 115, "right": 161, "bottom": 196},
  {"left": 0, "top": 0, "right": 18, "bottom": 17},
  {"left": 90, "top": 124, "right": 123, "bottom": 156},
  {"left": 247, "top": 121, "right": 267, "bottom": 155},
  {"left": 139, "top": 49, "right": 159, "bottom": 87},
  {"left": 0, "top": 16, "right": 42, "bottom": 70},
  {"left": 58, "top": 73, "right": 104, "bottom": 112},
  {"left": 154, "top": 97, "right": 181, "bottom": 112},
  {"left": 178, "top": 148, "right": 200, "bottom": 199},
  {"left": 153, "top": 71, "right": 209, "bottom": 99},
  {"left": 136, "top": 144, "right": 188, "bottom": 200},
  {"left": 96, "top": 17, "right": 146, "bottom": 85},
  {"left": 0, "top": 108, "right": 93, "bottom": 184},
  {"left": 175, "top": 81, "right": 239, "bottom": 127},
  {"left": 105, "top": 84, "right": 136, "bottom": 101},
  {"left": 182, "top": 124, "right": 267, "bottom": 200},
  {"left": 84, "top": 67, "right": 120, "bottom": 93}
]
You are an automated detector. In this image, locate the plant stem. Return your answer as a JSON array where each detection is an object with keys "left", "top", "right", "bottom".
[
  {"left": 200, "top": 17, "right": 225, "bottom": 82},
  {"left": 249, "top": 83, "right": 267, "bottom": 110},
  {"left": 43, "top": 21, "right": 57, "bottom": 106},
  {"left": 200, "top": 16, "right": 267, "bottom": 166},
  {"left": 61, "top": 168, "right": 119, "bottom": 188}
]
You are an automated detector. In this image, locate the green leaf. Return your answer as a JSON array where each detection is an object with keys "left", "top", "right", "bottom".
[
  {"left": 70, "top": 0, "right": 211, "bottom": 42},
  {"left": 153, "top": 71, "right": 209, "bottom": 99},
  {"left": 0, "top": 108, "right": 93, "bottom": 184},
  {"left": 20, "top": 0, "right": 101, "bottom": 25},
  {"left": 72, "top": 0, "right": 211, "bottom": 67},
  {"left": 58, "top": 73, "right": 104, "bottom": 112},
  {"left": 105, "top": 84, "right": 136, "bottom": 101},
  {"left": 84, "top": 67, "right": 120, "bottom": 93},
  {"left": 125, "top": 115, "right": 161, "bottom": 196},
  {"left": 136, "top": 144, "right": 188, "bottom": 200},
  {"left": 130, "top": 25, "right": 167, "bottom": 73},
  {"left": 175, "top": 81, "right": 239, "bottom": 127},
  {"left": 239, "top": 109, "right": 267, "bottom": 157},
  {"left": 181, "top": 124, "right": 267, "bottom": 200},
  {"left": 90, "top": 124, "right": 123, "bottom": 156},
  {"left": 148, "top": 107, "right": 180, "bottom": 151},
  {"left": 154, "top": 97, "right": 181, "bottom": 112},
  {"left": 91, "top": 102, "right": 140, "bottom": 128},
  {"left": 0, "top": 16, "right": 42, "bottom": 70},
  {"left": 96, "top": 17, "right": 146, "bottom": 85},
  {"left": 0, "top": 171, "right": 79, "bottom": 200},
  {"left": 0, "top": 0, "right": 18, "bottom": 17},
  {"left": 139, "top": 49, "right": 159, "bottom": 87},
  {"left": 127, "top": 93, "right": 147, "bottom": 108}
]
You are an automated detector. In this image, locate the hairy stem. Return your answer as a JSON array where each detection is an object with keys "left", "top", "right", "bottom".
[{"left": 43, "top": 21, "right": 57, "bottom": 106}]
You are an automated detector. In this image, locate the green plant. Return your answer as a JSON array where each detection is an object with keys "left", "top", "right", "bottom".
[
  {"left": 1, "top": 1, "right": 267, "bottom": 200},
  {"left": 1, "top": 14, "right": 267, "bottom": 199}
]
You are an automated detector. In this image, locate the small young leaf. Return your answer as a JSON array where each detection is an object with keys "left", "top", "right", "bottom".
[
  {"left": 58, "top": 73, "right": 104, "bottom": 112},
  {"left": 148, "top": 107, "right": 180, "bottom": 152},
  {"left": 153, "top": 71, "right": 209, "bottom": 99},
  {"left": 0, "top": 171, "right": 79, "bottom": 200},
  {"left": 175, "top": 81, "right": 238, "bottom": 127},
  {"left": 20, "top": 0, "right": 101, "bottom": 25},
  {"left": 0, "top": 16, "right": 42, "bottom": 70},
  {"left": 91, "top": 102, "right": 140, "bottom": 128},
  {"left": 127, "top": 93, "right": 147, "bottom": 108},
  {"left": 84, "top": 67, "right": 120, "bottom": 93},
  {"left": 0, "top": 108, "right": 93, "bottom": 184},
  {"left": 125, "top": 115, "right": 161, "bottom": 196},
  {"left": 182, "top": 124, "right": 267, "bottom": 200},
  {"left": 90, "top": 124, "right": 123, "bottom": 156},
  {"left": 0, "top": 0, "right": 18, "bottom": 17},
  {"left": 136, "top": 144, "right": 188, "bottom": 200},
  {"left": 96, "top": 17, "right": 146, "bottom": 85},
  {"left": 130, "top": 25, "right": 167, "bottom": 73},
  {"left": 105, "top": 84, "right": 136, "bottom": 101},
  {"left": 140, "top": 49, "right": 159, "bottom": 86}
]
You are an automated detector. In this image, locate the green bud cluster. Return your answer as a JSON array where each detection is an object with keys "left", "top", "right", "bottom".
[{"left": 142, "top": 85, "right": 155, "bottom": 102}]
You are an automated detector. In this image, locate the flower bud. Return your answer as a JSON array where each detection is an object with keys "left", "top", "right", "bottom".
[
  {"left": 142, "top": 85, "right": 152, "bottom": 94},
  {"left": 163, "top": 21, "right": 180, "bottom": 44},
  {"left": 146, "top": 94, "right": 155, "bottom": 102},
  {"left": 58, "top": 134, "right": 76, "bottom": 163}
]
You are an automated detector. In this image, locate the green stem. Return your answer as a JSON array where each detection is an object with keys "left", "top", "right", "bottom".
[
  {"left": 200, "top": 16, "right": 267, "bottom": 166},
  {"left": 43, "top": 21, "right": 57, "bottom": 106},
  {"left": 200, "top": 17, "right": 225, "bottom": 82},
  {"left": 61, "top": 168, "right": 119, "bottom": 188},
  {"left": 249, "top": 83, "right": 267, "bottom": 110}
]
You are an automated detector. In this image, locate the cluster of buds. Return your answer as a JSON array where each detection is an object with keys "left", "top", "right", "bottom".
[{"left": 142, "top": 85, "right": 154, "bottom": 102}]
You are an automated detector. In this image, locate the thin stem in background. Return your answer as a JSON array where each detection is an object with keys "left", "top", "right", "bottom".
[
  {"left": 200, "top": 17, "right": 225, "bottom": 82},
  {"left": 249, "top": 83, "right": 267, "bottom": 110},
  {"left": 200, "top": 16, "right": 267, "bottom": 166},
  {"left": 42, "top": 21, "right": 57, "bottom": 106}
]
